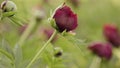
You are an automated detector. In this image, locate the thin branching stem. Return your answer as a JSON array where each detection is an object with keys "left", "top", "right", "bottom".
[
  {"left": 25, "top": 30, "right": 57, "bottom": 68},
  {"left": 17, "top": 19, "right": 36, "bottom": 47}
]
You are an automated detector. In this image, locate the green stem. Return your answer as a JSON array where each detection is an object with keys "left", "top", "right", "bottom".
[
  {"left": 17, "top": 20, "right": 36, "bottom": 47},
  {"left": 89, "top": 56, "right": 101, "bottom": 68},
  {"left": 25, "top": 30, "right": 57, "bottom": 68},
  {"left": 51, "top": 46, "right": 55, "bottom": 68},
  {"left": 59, "top": 35, "right": 87, "bottom": 59}
]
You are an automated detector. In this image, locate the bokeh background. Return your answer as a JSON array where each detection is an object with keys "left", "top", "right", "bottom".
[{"left": 0, "top": 0, "right": 120, "bottom": 68}]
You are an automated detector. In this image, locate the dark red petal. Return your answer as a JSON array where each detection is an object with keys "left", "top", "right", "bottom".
[
  {"left": 53, "top": 5, "right": 78, "bottom": 32},
  {"left": 103, "top": 24, "right": 120, "bottom": 47},
  {"left": 88, "top": 42, "right": 112, "bottom": 60}
]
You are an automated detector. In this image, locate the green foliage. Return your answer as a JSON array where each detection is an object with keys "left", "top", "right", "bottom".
[{"left": 0, "top": 0, "right": 120, "bottom": 68}]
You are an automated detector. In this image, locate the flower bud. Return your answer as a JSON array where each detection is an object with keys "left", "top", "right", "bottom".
[
  {"left": 32, "top": 5, "right": 46, "bottom": 22},
  {"left": 39, "top": 27, "right": 58, "bottom": 43},
  {"left": 43, "top": 28, "right": 54, "bottom": 39},
  {"left": 1, "top": 1, "right": 17, "bottom": 12},
  {"left": 54, "top": 47, "right": 63, "bottom": 57},
  {"left": 53, "top": 5, "right": 78, "bottom": 32},
  {"left": 103, "top": 24, "right": 120, "bottom": 47},
  {"left": 88, "top": 42, "right": 112, "bottom": 60}
]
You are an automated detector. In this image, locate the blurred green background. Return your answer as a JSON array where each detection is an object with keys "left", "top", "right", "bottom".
[
  {"left": 8, "top": 0, "right": 120, "bottom": 41},
  {"left": 1, "top": 0, "right": 120, "bottom": 42},
  {"left": 0, "top": 0, "right": 120, "bottom": 68}
]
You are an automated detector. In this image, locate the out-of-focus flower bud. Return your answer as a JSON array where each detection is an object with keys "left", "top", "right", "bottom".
[
  {"left": 88, "top": 42, "right": 112, "bottom": 60},
  {"left": 1, "top": 1, "right": 17, "bottom": 12},
  {"left": 103, "top": 24, "right": 120, "bottom": 47},
  {"left": 32, "top": 5, "right": 46, "bottom": 22},
  {"left": 39, "top": 27, "right": 58, "bottom": 43},
  {"left": 53, "top": 5, "right": 78, "bottom": 32},
  {"left": 54, "top": 47, "right": 63, "bottom": 58}
]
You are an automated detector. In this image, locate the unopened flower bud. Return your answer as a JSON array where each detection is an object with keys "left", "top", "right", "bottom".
[
  {"left": 88, "top": 42, "right": 112, "bottom": 60},
  {"left": 103, "top": 24, "right": 120, "bottom": 47},
  {"left": 1, "top": 1, "right": 17, "bottom": 12},
  {"left": 32, "top": 6, "right": 46, "bottom": 22},
  {"left": 39, "top": 27, "right": 58, "bottom": 43},
  {"left": 53, "top": 5, "right": 78, "bottom": 32},
  {"left": 54, "top": 47, "right": 63, "bottom": 57}
]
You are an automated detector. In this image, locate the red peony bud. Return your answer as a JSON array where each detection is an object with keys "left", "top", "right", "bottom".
[
  {"left": 88, "top": 42, "right": 112, "bottom": 60},
  {"left": 53, "top": 5, "right": 78, "bottom": 32},
  {"left": 39, "top": 27, "right": 58, "bottom": 43},
  {"left": 43, "top": 28, "right": 54, "bottom": 39},
  {"left": 103, "top": 24, "right": 120, "bottom": 47}
]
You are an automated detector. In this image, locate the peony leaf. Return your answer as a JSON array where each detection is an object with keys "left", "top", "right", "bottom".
[
  {"left": 1, "top": 39, "right": 14, "bottom": 57},
  {"left": 14, "top": 44, "right": 23, "bottom": 68}
]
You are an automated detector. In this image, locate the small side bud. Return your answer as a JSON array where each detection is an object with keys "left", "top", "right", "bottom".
[
  {"left": 1, "top": 1, "right": 17, "bottom": 12},
  {"left": 32, "top": 6, "right": 46, "bottom": 22},
  {"left": 54, "top": 47, "right": 63, "bottom": 58}
]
